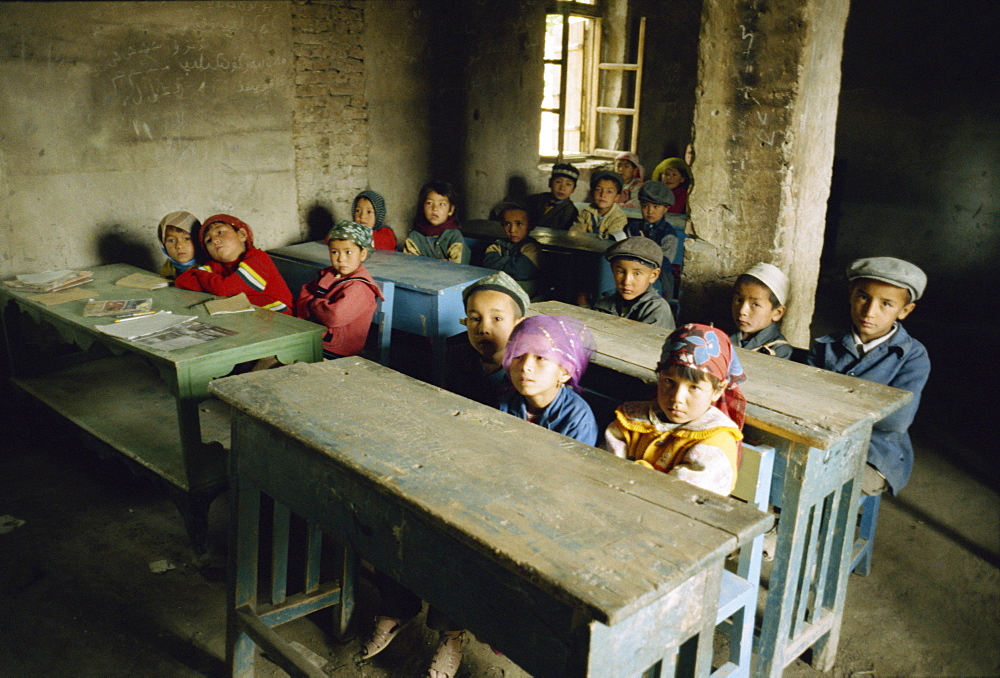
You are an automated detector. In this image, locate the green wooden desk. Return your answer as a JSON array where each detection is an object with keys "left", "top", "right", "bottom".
[
  {"left": 210, "top": 358, "right": 772, "bottom": 677},
  {"left": 0, "top": 263, "right": 324, "bottom": 551},
  {"left": 529, "top": 301, "right": 912, "bottom": 676}
]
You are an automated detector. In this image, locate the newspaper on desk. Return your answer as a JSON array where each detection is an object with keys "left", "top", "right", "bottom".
[{"left": 96, "top": 311, "right": 236, "bottom": 350}]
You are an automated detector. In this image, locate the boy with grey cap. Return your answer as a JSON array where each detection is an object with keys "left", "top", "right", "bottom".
[
  {"left": 808, "top": 256, "right": 930, "bottom": 495},
  {"left": 592, "top": 236, "right": 676, "bottom": 329},
  {"left": 445, "top": 271, "right": 530, "bottom": 407}
]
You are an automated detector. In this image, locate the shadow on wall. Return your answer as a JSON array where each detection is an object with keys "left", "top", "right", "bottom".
[
  {"left": 306, "top": 204, "right": 335, "bottom": 243},
  {"left": 97, "top": 226, "right": 156, "bottom": 273}
]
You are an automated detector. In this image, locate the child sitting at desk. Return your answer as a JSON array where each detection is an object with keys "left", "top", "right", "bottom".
[
  {"left": 403, "top": 180, "right": 470, "bottom": 264},
  {"left": 569, "top": 170, "right": 629, "bottom": 240},
  {"left": 625, "top": 181, "right": 681, "bottom": 267},
  {"left": 614, "top": 151, "right": 645, "bottom": 208},
  {"left": 352, "top": 189, "right": 397, "bottom": 251},
  {"left": 499, "top": 315, "right": 598, "bottom": 445},
  {"left": 295, "top": 220, "right": 383, "bottom": 359},
  {"left": 593, "top": 236, "right": 676, "bottom": 329},
  {"left": 729, "top": 262, "right": 793, "bottom": 359},
  {"left": 175, "top": 214, "right": 293, "bottom": 314},
  {"left": 482, "top": 202, "right": 541, "bottom": 297},
  {"left": 525, "top": 162, "right": 579, "bottom": 230},
  {"left": 157, "top": 211, "right": 200, "bottom": 280},
  {"left": 604, "top": 324, "right": 746, "bottom": 496},
  {"left": 808, "top": 257, "right": 930, "bottom": 496},
  {"left": 651, "top": 157, "right": 692, "bottom": 214},
  {"left": 446, "top": 271, "right": 530, "bottom": 407}
]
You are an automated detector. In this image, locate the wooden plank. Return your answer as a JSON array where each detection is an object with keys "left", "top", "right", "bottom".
[
  {"left": 235, "top": 606, "right": 327, "bottom": 678},
  {"left": 13, "top": 354, "right": 229, "bottom": 491},
  {"left": 211, "top": 359, "right": 771, "bottom": 627}
]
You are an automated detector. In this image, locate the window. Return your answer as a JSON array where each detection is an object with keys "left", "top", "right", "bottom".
[{"left": 539, "top": 2, "right": 645, "bottom": 161}]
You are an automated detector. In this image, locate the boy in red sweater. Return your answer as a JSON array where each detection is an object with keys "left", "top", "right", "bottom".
[
  {"left": 175, "top": 214, "right": 293, "bottom": 314},
  {"left": 295, "top": 220, "right": 384, "bottom": 359}
]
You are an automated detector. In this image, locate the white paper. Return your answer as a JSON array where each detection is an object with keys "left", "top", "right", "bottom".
[{"left": 95, "top": 311, "right": 195, "bottom": 340}]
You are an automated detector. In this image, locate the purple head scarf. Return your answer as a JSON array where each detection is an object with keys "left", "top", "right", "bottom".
[{"left": 502, "top": 315, "right": 595, "bottom": 391}]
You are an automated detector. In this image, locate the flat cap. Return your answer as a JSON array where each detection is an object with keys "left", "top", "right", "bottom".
[
  {"left": 604, "top": 235, "right": 663, "bottom": 269},
  {"left": 848, "top": 257, "right": 926, "bottom": 301},
  {"left": 637, "top": 180, "right": 675, "bottom": 206},
  {"left": 462, "top": 270, "right": 531, "bottom": 315},
  {"left": 743, "top": 262, "right": 790, "bottom": 306}
]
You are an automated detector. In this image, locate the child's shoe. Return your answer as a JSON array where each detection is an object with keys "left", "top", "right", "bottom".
[
  {"left": 427, "top": 630, "right": 465, "bottom": 678},
  {"left": 357, "top": 615, "right": 409, "bottom": 660}
]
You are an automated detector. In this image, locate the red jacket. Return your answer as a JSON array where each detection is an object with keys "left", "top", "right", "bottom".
[
  {"left": 373, "top": 226, "right": 397, "bottom": 251},
  {"left": 295, "top": 264, "right": 383, "bottom": 357},
  {"left": 175, "top": 214, "right": 294, "bottom": 314}
]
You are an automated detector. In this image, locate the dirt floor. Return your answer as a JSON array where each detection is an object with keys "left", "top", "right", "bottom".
[{"left": 1, "top": 388, "right": 997, "bottom": 677}]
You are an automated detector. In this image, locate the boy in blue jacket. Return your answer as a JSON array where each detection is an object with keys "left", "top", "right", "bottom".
[{"left": 808, "top": 257, "right": 930, "bottom": 495}]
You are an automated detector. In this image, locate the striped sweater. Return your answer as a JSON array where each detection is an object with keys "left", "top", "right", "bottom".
[{"left": 175, "top": 247, "right": 293, "bottom": 314}]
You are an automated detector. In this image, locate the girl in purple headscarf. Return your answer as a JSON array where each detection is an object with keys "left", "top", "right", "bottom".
[{"left": 499, "top": 315, "right": 598, "bottom": 445}]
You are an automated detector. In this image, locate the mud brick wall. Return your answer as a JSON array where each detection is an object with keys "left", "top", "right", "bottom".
[{"left": 291, "top": 0, "right": 369, "bottom": 238}]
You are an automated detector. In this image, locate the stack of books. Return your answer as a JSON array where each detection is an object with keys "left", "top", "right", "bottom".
[{"left": 3, "top": 270, "right": 93, "bottom": 293}]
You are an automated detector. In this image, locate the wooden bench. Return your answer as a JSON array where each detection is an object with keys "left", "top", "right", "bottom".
[
  {"left": 0, "top": 263, "right": 324, "bottom": 551},
  {"left": 527, "top": 301, "right": 913, "bottom": 677},
  {"left": 210, "top": 358, "right": 772, "bottom": 677}
]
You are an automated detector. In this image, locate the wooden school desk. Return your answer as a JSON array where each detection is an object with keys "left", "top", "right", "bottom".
[
  {"left": 529, "top": 301, "right": 913, "bottom": 677},
  {"left": 268, "top": 243, "right": 495, "bottom": 383},
  {"left": 210, "top": 358, "right": 772, "bottom": 677},
  {"left": 0, "top": 263, "right": 323, "bottom": 551}
]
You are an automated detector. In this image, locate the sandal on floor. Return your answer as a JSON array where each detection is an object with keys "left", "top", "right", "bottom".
[
  {"left": 427, "top": 630, "right": 465, "bottom": 678},
  {"left": 357, "top": 616, "right": 410, "bottom": 661}
]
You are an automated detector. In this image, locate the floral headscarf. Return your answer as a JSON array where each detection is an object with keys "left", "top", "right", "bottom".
[
  {"left": 502, "top": 315, "right": 595, "bottom": 391},
  {"left": 326, "top": 219, "right": 373, "bottom": 250},
  {"left": 659, "top": 323, "right": 746, "bottom": 429}
]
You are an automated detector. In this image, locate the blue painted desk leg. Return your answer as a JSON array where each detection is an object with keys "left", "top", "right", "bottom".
[
  {"left": 227, "top": 470, "right": 261, "bottom": 677},
  {"left": 753, "top": 430, "right": 868, "bottom": 678}
]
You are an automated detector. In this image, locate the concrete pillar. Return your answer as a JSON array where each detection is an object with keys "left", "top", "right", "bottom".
[{"left": 686, "top": 0, "right": 850, "bottom": 346}]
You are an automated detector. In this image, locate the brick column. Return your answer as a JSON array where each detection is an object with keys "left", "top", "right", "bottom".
[
  {"left": 291, "top": 0, "right": 369, "bottom": 237},
  {"left": 686, "top": 0, "right": 850, "bottom": 345}
]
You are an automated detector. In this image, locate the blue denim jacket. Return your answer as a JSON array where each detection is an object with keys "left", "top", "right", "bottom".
[
  {"left": 499, "top": 386, "right": 598, "bottom": 446},
  {"left": 807, "top": 323, "right": 930, "bottom": 494}
]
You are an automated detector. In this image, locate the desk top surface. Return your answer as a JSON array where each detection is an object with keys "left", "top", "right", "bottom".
[
  {"left": 1, "top": 263, "right": 323, "bottom": 364},
  {"left": 210, "top": 358, "right": 771, "bottom": 625},
  {"left": 530, "top": 301, "right": 912, "bottom": 448},
  {"left": 269, "top": 242, "right": 495, "bottom": 295},
  {"left": 461, "top": 220, "right": 613, "bottom": 254}
]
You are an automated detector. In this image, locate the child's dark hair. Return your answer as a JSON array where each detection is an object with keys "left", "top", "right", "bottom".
[
  {"left": 418, "top": 180, "right": 459, "bottom": 207},
  {"left": 736, "top": 274, "right": 782, "bottom": 307},
  {"left": 497, "top": 201, "right": 532, "bottom": 227},
  {"left": 655, "top": 362, "right": 725, "bottom": 390}
]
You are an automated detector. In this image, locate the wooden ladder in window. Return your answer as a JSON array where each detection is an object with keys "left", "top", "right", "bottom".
[{"left": 588, "top": 16, "right": 646, "bottom": 157}]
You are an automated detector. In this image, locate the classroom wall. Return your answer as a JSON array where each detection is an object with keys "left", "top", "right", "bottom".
[
  {"left": 827, "top": 0, "right": 999, "bottom": 319},
  {"left": 634, "top": 0, "right": 701, "bottom": 169},
  {"left": 0, "top": 2, "right": 299, "bottom": 279}
]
